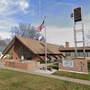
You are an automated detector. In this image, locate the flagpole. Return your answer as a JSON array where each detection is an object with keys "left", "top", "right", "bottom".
[{"left": 44, "top": 16, "right": 47, "bottom": 71}]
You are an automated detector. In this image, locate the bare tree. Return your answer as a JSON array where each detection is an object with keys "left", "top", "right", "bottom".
[
  {"left": 10, "top": 23, "right": 45, "bottom": 41},
  {"left": 59, "top": 45, "right": 64, "bottom": 48}
]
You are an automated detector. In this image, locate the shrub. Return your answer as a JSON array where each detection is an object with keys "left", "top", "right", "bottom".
[{"left": 50, "top": 64, "right": 58, "bottom": 70}]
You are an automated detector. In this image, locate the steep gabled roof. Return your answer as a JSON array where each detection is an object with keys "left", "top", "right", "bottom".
[{"left": 3, "top": 36, "right": 62, "bottom": 55}]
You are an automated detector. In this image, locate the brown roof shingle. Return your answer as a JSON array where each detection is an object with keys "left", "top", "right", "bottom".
[{"left": 3, "top": 36, "right": 62, "bottom": 55}]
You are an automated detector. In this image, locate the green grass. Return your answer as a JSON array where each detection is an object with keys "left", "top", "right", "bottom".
[
  {"left": 0, "top": 69, "right": 90, "bottom": 90},
  {"left": 53, "top": 71, "right": 90, "bottom": 81},
  {"left": 53, "top": 61, "right": 90, "bottom": 81}
]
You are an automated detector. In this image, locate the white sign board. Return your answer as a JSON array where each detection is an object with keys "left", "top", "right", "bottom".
[{"left": 62, "top": 60, "right": 74, "bottom": 68}]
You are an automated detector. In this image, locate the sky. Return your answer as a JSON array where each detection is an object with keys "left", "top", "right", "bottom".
[{"left": 0, "top": 0, "right": 90, "bottom": 47}]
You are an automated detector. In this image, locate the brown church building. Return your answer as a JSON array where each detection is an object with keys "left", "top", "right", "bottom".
[{"left": 2, "top": 36, "right": 64, "bottom": 61}]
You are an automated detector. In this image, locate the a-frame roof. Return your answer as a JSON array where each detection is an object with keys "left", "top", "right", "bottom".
[{"left": 3, "top": 36, "right": 62, "bottom": 55}]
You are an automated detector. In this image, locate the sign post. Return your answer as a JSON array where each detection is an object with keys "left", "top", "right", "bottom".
[{"left": 72, "top": 7, "right": 85, "bottom": 58}]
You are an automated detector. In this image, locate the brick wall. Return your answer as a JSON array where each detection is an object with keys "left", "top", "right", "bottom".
[
  {"left": 2, "top": 60, "right": 40, "bottom": 70},
  {"left": 0, "top": 57, "right": 42, "bottom": 70},
  {"left": 59, "top": 58, "right": 88, "bottom": 73}
]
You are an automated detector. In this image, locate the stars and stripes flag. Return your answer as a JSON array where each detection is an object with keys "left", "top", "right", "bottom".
[{"left": 38, "top": 20, "right": 45, "bottom": 32}]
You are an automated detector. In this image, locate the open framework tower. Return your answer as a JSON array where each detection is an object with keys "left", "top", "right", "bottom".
[{"left": 73, "top": 7, "right": 85, "bottom": 58}]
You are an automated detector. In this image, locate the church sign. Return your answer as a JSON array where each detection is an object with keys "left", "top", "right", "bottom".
[
  {"left": 62, "top": 60, "right": 74, "bottom": 68},
  {"left": 74, "top": 7, "right": 82, "bottom": 22}
]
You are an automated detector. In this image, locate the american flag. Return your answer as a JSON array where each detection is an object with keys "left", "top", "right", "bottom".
[{"left": 38, "top": 20, "right": 45, "bottom": 32}]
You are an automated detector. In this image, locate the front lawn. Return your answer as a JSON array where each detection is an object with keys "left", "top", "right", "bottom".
[
  {"left": 0, "top": 69, "right": 90, "bottom": 90},
  {"left": 53, "top": 60, "right": 90, "bottom": 81}
]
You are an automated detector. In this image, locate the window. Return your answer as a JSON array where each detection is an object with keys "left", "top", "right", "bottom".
[
  {"left": 65, "top": 52, "right": 71, "bottom": 56},
  {"left": 87, "top": 52, "right": 90, "bottom": 57},
  {"left": 18, "top": 46, "right": 33, "bottom": 60},
  {"left": 77, "top": 52, "right": 83, "bottom": 57}
]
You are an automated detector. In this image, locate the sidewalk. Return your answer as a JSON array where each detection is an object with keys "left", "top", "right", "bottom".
[{"left": 1, "top": 67, "right": 90, "bottom": 86}]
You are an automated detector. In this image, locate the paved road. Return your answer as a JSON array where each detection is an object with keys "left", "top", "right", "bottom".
[{"left": 1, "top": 67, "right": 90, "bottom": 86}]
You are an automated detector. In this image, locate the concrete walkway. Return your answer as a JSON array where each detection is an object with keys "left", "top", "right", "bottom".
[{"left": 1, "top": 67, "right": 90, "bottom": 86}]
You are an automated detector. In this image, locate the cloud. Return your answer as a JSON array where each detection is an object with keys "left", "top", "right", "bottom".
[
  {"left": 0, "top": 0, "right": 16, "bottom": 16},
  {"left": 83, "top": 13, "right": 90, "bottom": 33},
  {"left": 0, "top": 0, "right": 30, "bottom": 39},
  {"left": 18, "top": 0, "right": 30, "bottom": 13},
  {"left": 41, "top": 26, "right": 74, "bottom": 46},
  {"left": 0, "top": 32, "right": 11, "bottom": 39},
  {"left": 43, "top": 21, "right": 90, "bottom": 47},
  {"left": 0, "top": 0, "right": 30, "bottom": 16},
  {"left": 0, "top": 18, "right": 18, "bottom": 31},
  {"left": 0, "top": 0, "right": 89, "bottom": 47}
]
